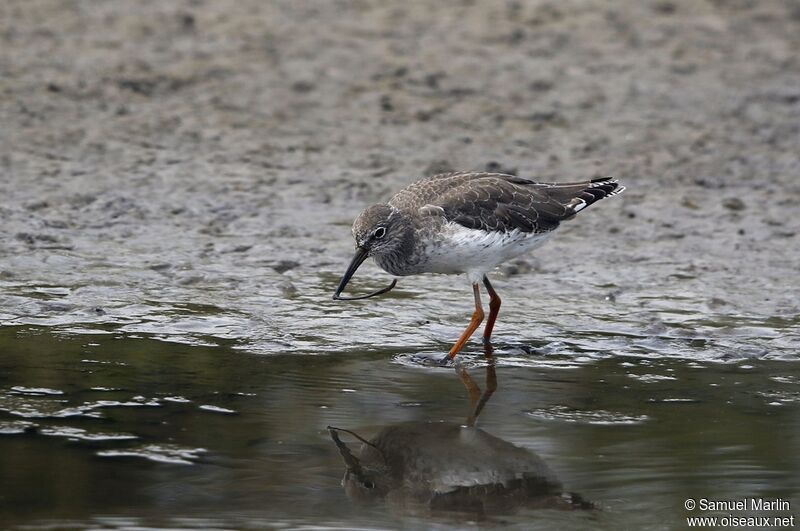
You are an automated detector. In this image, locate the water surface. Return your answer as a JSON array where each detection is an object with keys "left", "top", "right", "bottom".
[{"left": 1, "top": 325, "right": 798, "bottom": 529}]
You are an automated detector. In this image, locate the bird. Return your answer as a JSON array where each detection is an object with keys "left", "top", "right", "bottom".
[{"left": 333, "top": 171, "right": 625, "bottom": 360}]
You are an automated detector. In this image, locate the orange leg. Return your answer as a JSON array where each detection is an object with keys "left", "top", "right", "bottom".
[
  {"left": 447, "top": 284, "right": 484, "bottom": 359},
  {"left": 482, "top": 276, "right": 501, "bottom": 342}
]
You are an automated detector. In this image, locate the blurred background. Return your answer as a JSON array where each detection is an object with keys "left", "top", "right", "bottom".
[{"left": 1, "top": 0, "right": 799, "bottom": 529}]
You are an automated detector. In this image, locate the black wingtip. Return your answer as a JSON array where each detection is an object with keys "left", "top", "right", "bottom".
[
  {"left": 566, "top": 178, "right": 625, "bottom": 214},
  {"left": 588, "top": 177, "right": 625, "bottom": 198}
]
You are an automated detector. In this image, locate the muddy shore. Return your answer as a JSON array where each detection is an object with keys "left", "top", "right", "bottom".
[{"left": 1, "top": 0, "right": 798, "bottom": 356}]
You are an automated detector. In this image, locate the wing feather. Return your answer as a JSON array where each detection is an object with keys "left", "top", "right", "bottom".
[{"left": 424, "top": 175, "right": 623, "bottom": 234}]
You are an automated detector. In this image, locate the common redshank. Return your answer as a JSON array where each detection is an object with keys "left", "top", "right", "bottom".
[{"left": 333, "top": 172, "right": 624, "bottom": 359}]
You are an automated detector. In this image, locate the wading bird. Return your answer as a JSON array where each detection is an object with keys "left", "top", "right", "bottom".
[{"left": 333, "top": 172, "right": 624, "bottom": 360}]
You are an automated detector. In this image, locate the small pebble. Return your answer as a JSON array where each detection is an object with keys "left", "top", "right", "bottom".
[{"left": 722, "top": 197, "right": 746, "bottom": 211}]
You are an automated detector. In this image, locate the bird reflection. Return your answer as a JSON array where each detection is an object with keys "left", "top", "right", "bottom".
[
  {"left": 457, "top": 343, "right": 497, "bottom": 427},
  {"left": 328, "top": 346, "right": 591, "bottom": 517}
]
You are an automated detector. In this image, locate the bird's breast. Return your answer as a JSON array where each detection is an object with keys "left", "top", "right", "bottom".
[{"left": 412, "top": 222, "right": 553, "bottom": 275}]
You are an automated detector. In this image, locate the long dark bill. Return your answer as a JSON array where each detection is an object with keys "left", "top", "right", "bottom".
[
  {"left": 327, "top": 426, "right": 365, "bottom": 476},
  {"left": 332, "top": 247, "right": 397, "bottom": 300}
]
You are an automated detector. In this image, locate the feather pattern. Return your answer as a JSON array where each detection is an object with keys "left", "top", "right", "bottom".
[
  {"left": 354, "top": 172, "right": 624, "bottom": 280},
  {"left": 389, "top": 172, "right": 624, "bottom": 235}
]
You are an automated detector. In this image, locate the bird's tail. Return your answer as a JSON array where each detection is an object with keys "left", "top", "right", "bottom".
[{"left": 547, "top": 177, "right": 625, "bottom": 214}]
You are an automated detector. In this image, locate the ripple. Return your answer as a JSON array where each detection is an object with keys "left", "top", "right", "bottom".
[
  {"left": 9, "top": 386, "right": 64, "bottom": 396},
  {"left": 391, "top": 350, "right": 592, "bottom": 371},
  {"left": 96, "top": 444, "right": 207, "bottom": 465},
  {"left": 0, "top": 395, "right": 84, "bottom": 419},
  {"left": 392, "top": 352, "right": 451, "bottom": 369},
  {"left": 80, "top": 359, "right": 128, "bottom": 366},
  {"left": 0, "top": 420, "right": 37, "bottom": 435},
  {"left": 87, "top": 398, "right": 161, "bottom": 409},
  {"left": 526, "top": 405, "right": 649, "bottom": 425},
  {"left": 627, "top": 373, "right": 678, "bottom": 383},
  {"left": 495, "top": 356, "right": 589, "bottom": 370},
  {"left": 39, "top": 426, "right": 138, "bottom": 442},
  {"left": 757, "top": 390, "right": 800, "bottom": 405},
  {"left": 163, "top": 395, "right": 192, "bottom": 403},
  {"left": 0, "top": 394, "right": 162, "bottom": 419},
  {"left": 198, "top": 404, "right": 237, "bottom": 414},
  {"left": 770, "top": 376, "right": 800, "bottom": 385}
]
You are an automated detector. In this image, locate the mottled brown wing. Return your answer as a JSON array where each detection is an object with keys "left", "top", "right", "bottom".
[{"left": 430, "top": 175, "right": 623, "bottom": 234}]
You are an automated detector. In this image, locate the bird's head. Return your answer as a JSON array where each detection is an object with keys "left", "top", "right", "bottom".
[
  {"left": 328, "top": 426, "right": 393, "bottom": 502},
  {"left": 352, "top": 204, "right": 404, "bottom": 256},
  {"left": 333, "top": 204, "right": 407, "bottom": 300}
]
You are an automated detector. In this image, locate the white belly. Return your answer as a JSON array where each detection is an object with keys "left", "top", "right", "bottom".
[{"left": 420, "top": 222, "right": 553, "bottom": 282}]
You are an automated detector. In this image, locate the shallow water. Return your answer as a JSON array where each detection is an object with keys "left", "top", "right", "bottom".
[{"left": 1, "top": 325, "right": 799, "bottom": 529}]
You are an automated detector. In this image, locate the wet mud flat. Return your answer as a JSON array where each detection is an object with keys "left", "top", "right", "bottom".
[{"left": 1, "top": 0, "right": 800, "bottom": 529}]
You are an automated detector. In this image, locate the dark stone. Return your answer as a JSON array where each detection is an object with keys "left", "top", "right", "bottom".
[
  {"left": 722, "top": 197, "right": 746, "bottom": 211},
  {"left": 484, "top": 161, "right": 517, "bottom": 175},
  {"left": 653, "top": 2, "right": 677, "bottom": 14},
  {"left": 424, "top": 72, "right": 445, "bottom": 89},
  {"left": 272, "top": 260, "right": 299, "bottom": 274},
  {"left": 25, "top": 200, "right": 50, "bottom": 211},
  {"left": 179, "top": 13, "right": 195, "bottom": 30},
  {"left": 291, "top": 80, "right": 315, "bottom": 93},
  {"left": 529, "top": 79, "right": 554, "bottom": 92}
]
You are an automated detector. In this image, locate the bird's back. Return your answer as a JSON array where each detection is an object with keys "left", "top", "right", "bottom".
[
  {"left": 387, "top": 172, "right": 500, "bottom": 210},
  {"left": 379, "top": 172, "right": 624, "bottom": 280},
  {"left": 389, "top": 171, "right": 624, "bottom": 233}
]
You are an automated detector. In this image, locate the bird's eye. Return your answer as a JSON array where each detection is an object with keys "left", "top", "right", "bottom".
[{"left": 374, "top": 227, "right": 386, "bottom": 239}]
